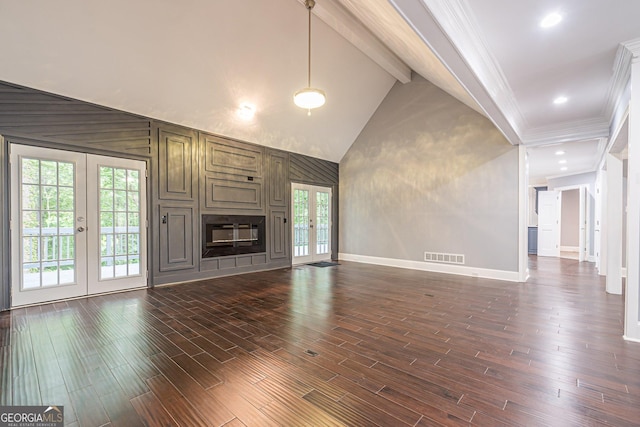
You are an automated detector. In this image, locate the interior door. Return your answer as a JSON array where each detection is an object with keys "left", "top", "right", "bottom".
[
  {"left": 537, "top": 190, "right": 561, "bottom": 257},
  {"left": 292, "top": 183, "right": 332, "bottom": 264},
  {"left": 10, "top": 145, "right": 147, "bottom": 307}
]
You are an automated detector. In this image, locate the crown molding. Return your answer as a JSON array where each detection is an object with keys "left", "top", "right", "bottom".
[
  {"left": 300, "top": 0, "right": 411, "bottom": 83},
  {"left": 421, "top": 0, "right": 526, "bottom": 134},
  {"left": 388, "top": 0, "right": 522, "bottom": 145},
  {"left": 603, "top": 39, "right": 640, "bottom": 129},
  {"left": 623, "top": 38, "right": 640, "bottom": 57},
  {"left": 522, "top": 118, "right": 610, "bottom": 147}
]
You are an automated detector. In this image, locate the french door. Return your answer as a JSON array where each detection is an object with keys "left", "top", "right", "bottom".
[
  {"left": 10, "top": 145, "right": 147, "bottom": 307},
  {"left": 291, "top": 183, "right": 332, "bottom": 264}
]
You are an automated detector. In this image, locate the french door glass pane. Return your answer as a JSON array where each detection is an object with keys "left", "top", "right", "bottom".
[
  {"left": 98, "top": 166, "right": 141, "bottom": 279},
  {"left": 293, "top": 189, "right": 310, "bottom": 257},
  {"left": 316, "top": 191, "right": 330, "bottom": 255},
  {"left": 20, "top": 157, "right": 75, "bottom": 289}
]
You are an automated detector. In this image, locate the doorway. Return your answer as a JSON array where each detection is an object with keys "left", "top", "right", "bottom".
[
  {"left": 291, "top": 183, "right": 332, "bottom": 264},
  {"left": 10, "top": 144, "right": 147, "bottom": 307},
  {"left": 536, "top": 186, "right": 589, "bottom": 261}
]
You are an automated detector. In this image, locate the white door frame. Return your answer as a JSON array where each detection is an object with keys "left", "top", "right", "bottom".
[
  {"left": 291, "top": 183, "right": 332, "bottom": 265},
  {"left": 555, "top": 184, "right": 591, "bottom": 261},
  {"left": 10, "top": 144, "right": 88, "bottom": 306},
  {"left": 10, "top": 144, "right": 147, "bottom": 307}
]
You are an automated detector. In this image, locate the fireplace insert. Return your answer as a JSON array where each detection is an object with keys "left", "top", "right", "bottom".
[{"left": 201, "top": 215, "right": 266, "bottom": 258}]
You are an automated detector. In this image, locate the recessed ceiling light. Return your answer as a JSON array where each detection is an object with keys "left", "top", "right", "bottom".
[
  {"left": 559, "top": 159, "right": 567, "bottom": 164},
  {"left": 555, "top": 150, "right": 565, "bottom": 155},
  {"left": 540, "top": 12, "right": 562, "bottom": 28},
  {"left": 560, "top": 166, "right": 568, "bottom": 171},
  {"left": 237, "top": 103, "right": 256, "bottom": 120},
  {"left": 553, "top": 96, "right": 568, "bottom": 105}
]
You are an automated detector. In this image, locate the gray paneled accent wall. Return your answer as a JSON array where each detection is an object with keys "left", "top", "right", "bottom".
[
  {"left": 0, "top": 80, "right": 339, "bottom": 308},
  {"left": 0, "top": 82, "right": 152, "bottom": 155},
  {"left": 340, "top": 74, "right": 519, "bottom": 272}
]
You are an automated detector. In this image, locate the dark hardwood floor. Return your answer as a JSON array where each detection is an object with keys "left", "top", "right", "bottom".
[{"left": 1, "top": 257, "right": 639, "bottom": 426}]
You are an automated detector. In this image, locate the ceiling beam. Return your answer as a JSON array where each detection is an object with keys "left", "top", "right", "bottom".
[
  {"left": 387, "top": 0, "right": 522, "bottom": 145},
  {"left": 297, "top": 0, "right": 412, "bottom": 84}
]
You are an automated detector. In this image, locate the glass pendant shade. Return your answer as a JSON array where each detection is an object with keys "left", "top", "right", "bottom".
[
  {"left": 294, "top": 87, "right": 326, "bottom": 109},
  {"left": 294, "top": 0, "right": 325, "bottom": 112}
]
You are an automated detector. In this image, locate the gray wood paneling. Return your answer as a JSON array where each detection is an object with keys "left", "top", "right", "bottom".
[
  {"left": 203, "top": 134, "right": 263, "bottom": 178},
  {"left": 204, "top": 176, "right": 263, "bottom": 210},
  {"left": 0, "top": 80, "right": 343, "bottom": 298},
  {"left": 158, "top": 128, "right": 197, "bottom": 201},
  {"left": 159, "top": 206, "right": 195, "bottom": 271},
  {"left": 269, "top": 209, "right": 289, "bottom": 261},
  {"left": 267, "top": 149, "right": 289, "bottom": 207},
  {"left": 290, "top": 152, "right": 338, "bottom": 185},
  {"left": 0, "top": 82, "right": 152, "bottom": 155}
]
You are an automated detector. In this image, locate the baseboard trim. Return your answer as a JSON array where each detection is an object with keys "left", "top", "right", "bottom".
[
  {"left": 339, "top": 253, "right": 521, "bottom": 282},
  {"left": 560, "top": 246, "right": 579, "bottom": 252}
]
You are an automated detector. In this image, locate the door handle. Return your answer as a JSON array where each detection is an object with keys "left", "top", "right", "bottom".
[{"left": 77, "top": 226, "right": 86, "bottom": 233}]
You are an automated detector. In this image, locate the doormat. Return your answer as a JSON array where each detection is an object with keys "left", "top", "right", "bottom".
[{"left": 307, "top": 261, "right": 340, "bottom": 267}]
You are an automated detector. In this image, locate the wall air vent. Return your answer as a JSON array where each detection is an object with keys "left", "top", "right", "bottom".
[{"left": 424, "top": 252, "right": 465, "bottom": 265}]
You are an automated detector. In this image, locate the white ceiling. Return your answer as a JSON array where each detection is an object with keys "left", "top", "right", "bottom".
[{"left": 1, "top": 0, "right": 639, "bottom": 182}]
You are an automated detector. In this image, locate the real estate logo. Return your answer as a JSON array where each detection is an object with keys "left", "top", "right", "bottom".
[{"left": 0, "top": 406, "right": 63, "bottom": 427}]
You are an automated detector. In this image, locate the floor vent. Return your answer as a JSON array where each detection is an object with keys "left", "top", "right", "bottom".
[
  {"left": 424, "top": 252, "right": 465, "bottom": 265},
  {"left": 304, "top": 349, "right": 319, "bottom": 357}
]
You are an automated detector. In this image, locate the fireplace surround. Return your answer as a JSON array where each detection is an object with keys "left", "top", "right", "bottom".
[{"left": 201, "top": 215, "right": 266, "bottom": 258}]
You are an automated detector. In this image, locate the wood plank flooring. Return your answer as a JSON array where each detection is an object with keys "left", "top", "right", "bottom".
[{"left": 1, "top": 257, "right": 639, "bottom": 426}]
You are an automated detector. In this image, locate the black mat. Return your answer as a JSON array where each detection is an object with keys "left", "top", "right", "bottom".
[{"left": 307, "top": 261, "right": 340, "bottom": 267}]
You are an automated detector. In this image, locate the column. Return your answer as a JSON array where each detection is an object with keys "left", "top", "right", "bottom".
[
  {"left": 606, "top": 154, "right": 623, "bottom": 294},
  {"left": 625, "top": 41, "right": 640, "bottom": 341}
]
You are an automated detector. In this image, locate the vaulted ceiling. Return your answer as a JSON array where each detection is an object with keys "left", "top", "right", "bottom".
[{"left": 1, "top": 0, "right": 639, "bottom": 182}]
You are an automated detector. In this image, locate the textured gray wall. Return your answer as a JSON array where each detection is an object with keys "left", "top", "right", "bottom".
[{"left": 339, "top": 75, "right": 519, "bottom": 272}]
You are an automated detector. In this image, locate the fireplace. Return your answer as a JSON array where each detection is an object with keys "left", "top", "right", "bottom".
[{"left": 202, "top": 215, "right": 266, "bottom": 258}]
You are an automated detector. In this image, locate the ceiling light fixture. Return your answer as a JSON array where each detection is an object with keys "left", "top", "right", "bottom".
[
  {"left": 560, "top": 166, "right": 568, "bottom": 171},
  {"left": 553, "top": 96, "right": 568, "bottom": 105},
  {"left": 558, "top": 159, "right": 567, "bottom": 164},
  {"left": 555, "top": 150, "right": 565, "bottom": 155},
  {"left": 540, "top": 12, "right": 562, "bottom": 28},
  {"left": 294, "top": 0, "right": 326, "bottom": 115},
  {"left": 237, "top": 103, "right": 256, "bottom": 120}
]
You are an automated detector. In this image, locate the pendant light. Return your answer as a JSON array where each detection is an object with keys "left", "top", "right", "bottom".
[{"left": 294, "top": 0, "right": 326, "bottom": 115}]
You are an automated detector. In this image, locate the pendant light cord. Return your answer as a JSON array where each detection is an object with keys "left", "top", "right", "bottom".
[{"left": 307, "top": 2, "right": 312, "bottom": 88}]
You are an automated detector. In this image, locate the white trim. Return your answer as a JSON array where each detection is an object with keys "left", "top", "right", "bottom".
[
  {"left": 522, "top": 119, "right": 610, "bottom": 147},
  {"left": 624, "top": 56, "right": 640, "bottom": 341},
  {"left": 388, "top": 0, "right": 521, "bottom": 145},
  {"left": 339, "top": 253, "right": 521, "bottom": 282},
  {"left": 560, "top": 246, "right": 579, "bottom": 253},
  {"left": 291, "top": 183, "right": 332, "bottom": 265},
  {"left": 623, "top": 333, "right": 640, "bottom": 343},
  {"left": 518, "top": 145, "right": 529, "bottom": 282},
  {"left": 622, "top": 267, "right": 627, "bottom": 279}
]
